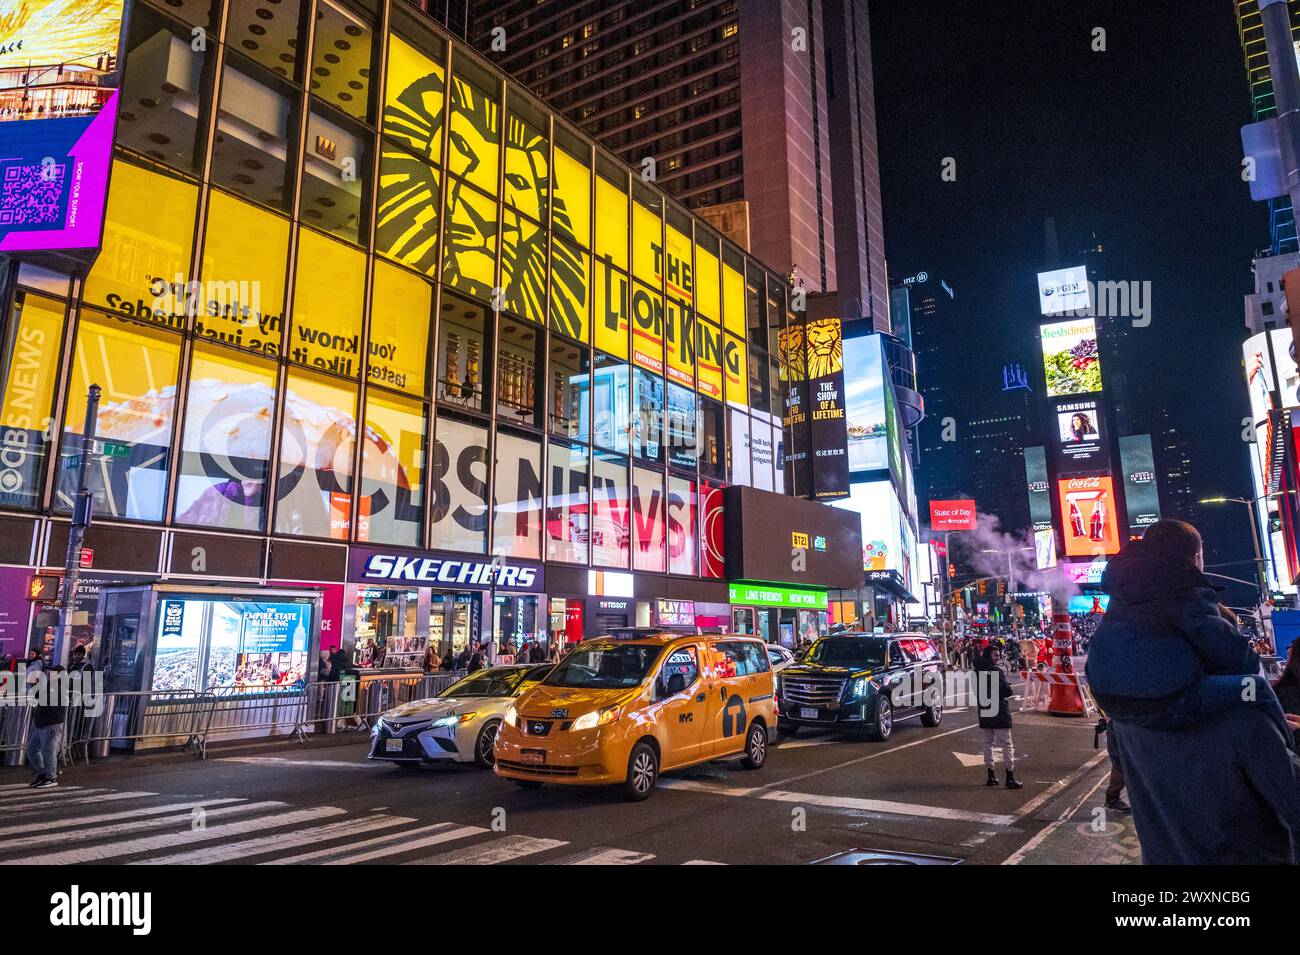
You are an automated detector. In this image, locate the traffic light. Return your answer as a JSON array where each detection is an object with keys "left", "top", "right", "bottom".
[
  {"left": 26, "top": 574, "right": 59, "bottom": 601},
  {"left": 996, "top": 579, "right": 1006, "bottom": 598},
  {"left": 977, "top": 579, "right": 987, "bottom": 596},
  {"left": 947, "top": 563, "right": 956, "bottom": 579}
]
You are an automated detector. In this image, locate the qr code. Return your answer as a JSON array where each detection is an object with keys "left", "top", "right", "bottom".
[{"left": 0, "top": 160, "right": 70, "bottom": 230}]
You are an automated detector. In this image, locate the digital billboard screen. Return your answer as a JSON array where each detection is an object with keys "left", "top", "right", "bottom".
[
  {"left": 805, "top": 318, "right": 849, "bottom": 499},
  {"left": 1040, "top": 319, "right": 1102, "bottom": 398},
  {"left": 1118, "top": 434, "right": 1161, "bottom": 536},
  {"left": 1054, "top": 397, "right": 1108, "bottom": 468},
  {"left": 1038, "top": 265, "right": 1091, "bottom": 315},
  {"left": 1024, "top": 445, "right": 1052, "bottom": 531},
  {"left": 1242, "top": 327, "right": 1299, "bottom": 426},
  {"left": 0, "top": 0, "right": 125, "bottom": 256},
  {"left": 1057, "top": 476, "right": 1121, "bottom": 557},
  {"left": 843, "top": 331, "right": 888, "bottom": 472},
  {"left": 930, "top": 499, "right": 976, "bottom": 531}
]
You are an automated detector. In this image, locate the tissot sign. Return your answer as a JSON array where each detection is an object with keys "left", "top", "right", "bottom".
[{"left": 348, "top": 546, "right": 542, "bottom": 591}]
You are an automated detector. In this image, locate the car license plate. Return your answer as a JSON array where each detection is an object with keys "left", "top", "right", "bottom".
[
  {"left": 521, "top": 750, "right": 545, "bottom": 765},
  {"left": 800, "top": 707, "right": 819, "bottom": 720},
  {"left": 385, "top": 738, "right": 404, "bottom": 753}
]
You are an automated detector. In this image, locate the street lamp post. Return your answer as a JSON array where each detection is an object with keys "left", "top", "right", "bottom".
[{"left": 1198, "top": 495, "right": 1277, "bottom": 607}]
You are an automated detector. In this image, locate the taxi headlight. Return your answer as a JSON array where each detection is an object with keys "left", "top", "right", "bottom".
[
  {"left": 570, "top": 705, "right": 621, "bottom": 732},
  {"left": 504, "top": 704, "right": 518, "bottom": 728}
]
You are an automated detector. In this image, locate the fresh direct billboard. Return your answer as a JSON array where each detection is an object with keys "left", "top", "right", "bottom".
[
  {"left": 0, "top": 0, "right": 125, "bottom": 256},
  {"left": 929, "top": 499, "right": 976, "bottom": 531},
  {"left": 1057, "top": 475, "right": 1121, "bottom": 557},
  {"left": 1040, "top": 319, "right": 1102, "bottom": 397}
]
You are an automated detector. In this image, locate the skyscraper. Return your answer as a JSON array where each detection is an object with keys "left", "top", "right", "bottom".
[
  {"left": 1235, "top": 0, "right": 1300, "bottom": 254},
  {"left": 467, "top": 0, "right": 889, "bottom": 329}
]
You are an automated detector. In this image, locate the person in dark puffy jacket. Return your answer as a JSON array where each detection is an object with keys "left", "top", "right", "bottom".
[
  {"left": 1085, "top": 520, "right": 1288, "bottom": 737},
  {"left": 974, "top": 645, "right": 1022, "bottom": 790}
]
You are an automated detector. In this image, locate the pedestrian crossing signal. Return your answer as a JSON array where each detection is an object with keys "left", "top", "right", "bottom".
[{"left": 27, "top": 574, "right": 60, "bottom": 601}]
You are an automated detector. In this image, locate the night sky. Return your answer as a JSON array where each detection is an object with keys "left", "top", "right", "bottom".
[{"left": 870, "top": 0, "right": 1267, "bottom": 598}]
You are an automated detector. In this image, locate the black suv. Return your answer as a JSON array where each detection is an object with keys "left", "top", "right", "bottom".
[{"left": 776, "top": 633, "right": 945, "bottom": 741}]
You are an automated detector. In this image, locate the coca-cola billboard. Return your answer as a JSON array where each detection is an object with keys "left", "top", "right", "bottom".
[{"left": 1056, "top": 476, "right": 1121, "bottom": 557}]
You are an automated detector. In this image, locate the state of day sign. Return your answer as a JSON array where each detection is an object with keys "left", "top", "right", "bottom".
[{"left": 929, "top": 499, "right": 977, "bottom": 531}]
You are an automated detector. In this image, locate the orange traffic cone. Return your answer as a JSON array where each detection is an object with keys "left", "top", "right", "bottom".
[{"left": 1046, "top": 612, "right": 1086, "bottom": 717}]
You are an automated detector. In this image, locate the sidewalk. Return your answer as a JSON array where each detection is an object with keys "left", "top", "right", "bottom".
[{"left": 1004, "top": 761, "right": 1143, "bottom": 865}]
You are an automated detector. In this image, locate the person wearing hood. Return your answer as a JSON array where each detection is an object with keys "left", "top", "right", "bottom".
[
  {"left": 1086, "top": 519, "right": 1300, "bottom": 864},
  {"left": 1086, "top": 520, "right": 1288, "bottom": 736},
  {"left": 974, "top": 643, "right": 1022, "bottom": 789}
]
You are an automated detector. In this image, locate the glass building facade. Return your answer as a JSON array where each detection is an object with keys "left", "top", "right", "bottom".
[{"left": 0, "top": 0, "right": 815, "bottom": 665}]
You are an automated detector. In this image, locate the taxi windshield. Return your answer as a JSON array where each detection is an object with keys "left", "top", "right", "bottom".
[
  {"left": 440, "top": 668, "right": 529, "bottom": 699},
  {"left": 803, "top": 637, "right": 888, "bottom": 669},
  {"left": 545, "top": 644, "right": 662, "bottom": 689}
]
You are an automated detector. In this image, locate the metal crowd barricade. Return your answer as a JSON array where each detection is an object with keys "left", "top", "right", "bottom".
[
  {"left": 62, "top": 689, "right": 210, "bottom": 764},
  {"left": 1, "top": 703, "right": 32, "bottom": 767},
  {"left": 298, "top": 670, "right": 466, "bottom": 739}
]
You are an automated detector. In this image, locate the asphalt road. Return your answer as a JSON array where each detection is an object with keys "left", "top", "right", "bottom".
[{"left": 0, "top": 687, "right": 1121, "bottom": 866}]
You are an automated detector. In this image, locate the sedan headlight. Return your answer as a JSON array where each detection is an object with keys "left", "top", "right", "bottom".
[
  {"left": 432, "top": 712, "right": 476, "bottom": 729},
  {"left": 504, "top": 704, "right": 518, "bottom": 727},
  {"left": 570, "top": 705, "right": 621, "bottom": 732},
  {"left": 848, "top": 677, "right": 874, "bottom": 700}
]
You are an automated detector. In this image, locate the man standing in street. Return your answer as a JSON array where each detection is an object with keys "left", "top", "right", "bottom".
[{"left": 26, "top": 664, "right": 67, "bottom": 788}]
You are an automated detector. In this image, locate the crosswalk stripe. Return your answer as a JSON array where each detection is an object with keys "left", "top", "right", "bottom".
[
  {"left": 0, "top": 787, "right": 101, "bottom": 804},
  {"left": 138, "top": 814, "right": 415, "bottom": 865},
  {"left": 321, "top": 824, "right": 489, "bottom": 865},
  {"left": 0, "top": 801, "right": 288, "bottom": 856},
  {"left": 265, "top": 821, "right": 467, "bottom": 865},
  {"left": 0, "top": 791, "right": 156, "bottom": 814},
  {"left": 548, "top": 847, "right": 655, "bottom": 865},
  {"left": 408, "top": 835, "right": 568, "bottom": 865},
  {"left": 0, "top": 799, "right": 246, "bottom": 840},
  {"left": 6, "top": 807, "right": 344, "bottom": 865},
  {"left": 682, "top": 860, "right": 727, "bottom": 865}
]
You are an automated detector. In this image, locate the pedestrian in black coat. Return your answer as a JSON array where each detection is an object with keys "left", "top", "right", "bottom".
[{"left": 974, "top": 645, "right": 1021, "bottom": 789}]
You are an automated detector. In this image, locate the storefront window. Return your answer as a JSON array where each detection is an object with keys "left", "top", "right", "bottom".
[
  {"left": 210, "top": 56, "right": 297, "bottom": 211},
  {"left": 311, "top": 0, "right": 375, "bottom": 123},
  {"left": 359, "top": 389, "right": 426, "bottom": 547},
  {"left": 631, "top": 185, "right": 661, "bottom": 287},
  {"left": 226, "top": 0, "right": 304, "bottom": 80},
  {"left": 504, "top": 91, "right": 549, "bottom": 221},
  {"left": 632, "top": 465, "right": 666, "bottom": 573},
  {"left": 354, "top": 588, "right": 423, "bottom": 669},
  {"left": 383, "top": 25, "right": 445, "bottom": 163},
  {"left": 448, "top": 59, "right": 501, "bottom": 195},
  {"left": 198, "top": 190, "right": 290, "bottom": 355},
  {"left": 83, "top": 160, "right": 198, "bottom": 329},
  {"left": 0, "top": 293, "right": 64, "bottom": 510},
  {"left": 496, "top": 317, "right": 543, "bottom": 426},
  {"left": 552, "top": 128, "right": 591, "bottom": 248},
  {"left": 500, "top": 208, "right": 547, "bottom": 325},
  {"left": 376, "top": 141, "right": 442, "bottom": 276},
  {"left": 632, "top": 367, "right": 664, "bottom": 464},
  {"left": 749, "top": 343, "right": 772, "bottom": 413},
  {"left": 369, "top": 260, "right": 431, "bottom": 397},
  {"left": 116, "top": 4, "right": 209, "bottom": 173},
  {"left": 666, "top": 382, "right": 696, "bottom": 471},
  {"left": 593, "top": 352, "right": 629, "bottom": 453},
  {"left": 548, "top": 337, "right": 590, "bottom": 440},
  {"left": 302, "top": 109, "right": 370, "bottom": 245},
  {"left": 437, "top": 292, "right": 488, "bottom": 411},
  {"left": 591, "top": 449, "right": 629, "bottom": 568},
  {"left": 550, "top": 238, "right": 590, "bottom": 343},
  {"left": 175, "top": 343, "right": 277, "bottom": 531},
  {"left": 728, "top": 408, "right": 751, "bottom": 486},
  {"left": 430, "top": 592, "right": 476, "bottom": 658},
  {"left": 431, "top": 414, "right": 489, "bottom": 553},
  {"left": 594, "top": 261, "right": 629, "bottom": 359},
  {"left": 668, "top": 475, "right": 696, "bottom": 576},
  {"left": 546, "top": 439, "right": 589, "bottom": 564},
  {"left": 594, "top": 155, "right": 628, "bottom": 272},
  {"left": 698, "top": 395, "right": 724, "bottom": 480},
  {"left": 631, "top": 280, "right": 664, "bottom": 375},
  {"left": 492, "top": 429, "right": 543, "bottom": 560},
  {"left": 290, "top": 229, "right": 365, "bottom": 376},
  {"left": 442, "top": 177, "right": 498, "bottom": 304},
  {"left": 696, "top": 319, "right": 723, "bottom": 401},
  {"left": 274, "top": 369, "right": 357, "bottom": 539},
  {"left": 57, "top": 313, "right": 181, "bottom": 523}
]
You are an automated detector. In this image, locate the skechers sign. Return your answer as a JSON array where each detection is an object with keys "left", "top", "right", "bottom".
[{"left": 348, "top": 547, "right": 541, "bottom": 591}]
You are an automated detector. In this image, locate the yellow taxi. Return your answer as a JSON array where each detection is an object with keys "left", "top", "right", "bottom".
[{"left": 494, "top": 631, "right": 777, "bottom": 800}]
